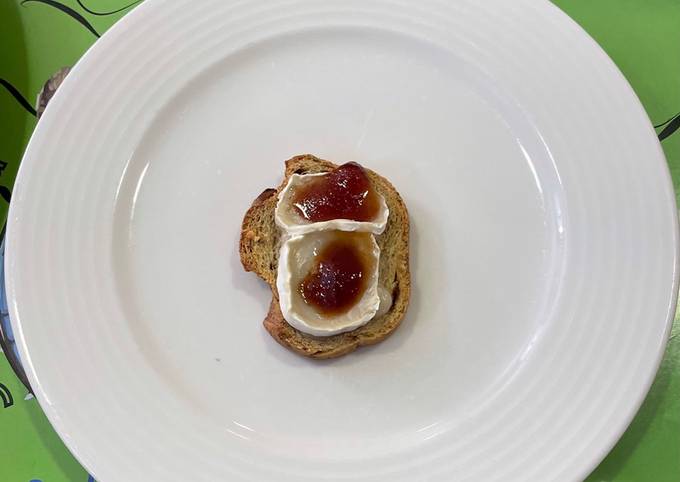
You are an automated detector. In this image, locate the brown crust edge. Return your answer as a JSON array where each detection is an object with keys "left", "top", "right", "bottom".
[
  {"left": 262, "top": 297, "right": 362, "bottom": 359},
  {"left": 239, "top": 187, "right": 276, "bottom": 277}
]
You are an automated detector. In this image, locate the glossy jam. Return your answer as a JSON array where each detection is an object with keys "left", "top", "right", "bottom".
[
  {"left": 299, "top": 233, "right": 373, "bottom": 315},
  {"left": 292, "top": 162, "right": 380, "bottom": 222}
]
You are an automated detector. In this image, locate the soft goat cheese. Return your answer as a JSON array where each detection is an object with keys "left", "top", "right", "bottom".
[
  {"left": 276, "top": 232, "right": 381, "bottom": 336},
  {"left": 274, "top": 169, "right": 392, "bottom": 337},
  {"left": 275, "top": 173, "right": 389, "bottom": 235}
]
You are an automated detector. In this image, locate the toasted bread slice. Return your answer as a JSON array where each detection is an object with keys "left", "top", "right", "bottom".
[{"left": 239, "top": 154, "right": 410, "bottom": 358}]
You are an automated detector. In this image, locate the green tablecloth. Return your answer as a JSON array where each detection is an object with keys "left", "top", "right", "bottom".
[{"left": 0, "top": 1, "right": 678, "bottom": 480}]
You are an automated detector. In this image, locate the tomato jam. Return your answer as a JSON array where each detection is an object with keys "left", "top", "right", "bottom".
[
  {"left": 292, "top": 162, "right": 380, "bottom": 222},
  {"left": 299, "top": 232, "right": 374, "bottom": 315}
]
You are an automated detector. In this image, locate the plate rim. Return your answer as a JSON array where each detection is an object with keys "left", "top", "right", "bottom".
[{"left": 6, "top": 0, "right": 679, "bottom": 480}]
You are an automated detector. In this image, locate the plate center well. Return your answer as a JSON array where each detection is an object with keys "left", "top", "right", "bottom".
[{"left": 112, "top": 28, "right": 565, "bottom": 456}]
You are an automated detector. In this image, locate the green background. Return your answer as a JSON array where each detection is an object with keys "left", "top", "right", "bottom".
[{"left": 0, "top": 1, "right": 678, "bottom": 481}]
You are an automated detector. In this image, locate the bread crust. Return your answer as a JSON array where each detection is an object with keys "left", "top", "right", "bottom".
[{"left": 239, "top": 154, "right": 410, "bottom": 358}]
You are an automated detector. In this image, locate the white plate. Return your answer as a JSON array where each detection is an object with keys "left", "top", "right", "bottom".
[{"left": 7, "top": 1, "right": 678, "bottom": 481}]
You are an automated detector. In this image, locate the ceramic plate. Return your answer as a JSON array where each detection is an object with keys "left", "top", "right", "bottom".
[{"left": 7, "top": 0, "right": 678, "bottom": 480}]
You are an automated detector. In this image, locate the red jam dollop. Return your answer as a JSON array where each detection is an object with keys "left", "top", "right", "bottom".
[
  {"left": 292, "top": 162, "right": 380, "bottom": 222},
  {"left": 299, "top": 232, "right": 373, "bottom": 315}
]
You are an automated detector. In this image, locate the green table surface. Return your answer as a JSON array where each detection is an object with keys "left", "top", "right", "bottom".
[{"left": 0, "top": 1, "right": 678, "bottom": 481}]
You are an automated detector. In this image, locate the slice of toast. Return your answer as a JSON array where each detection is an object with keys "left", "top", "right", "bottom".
[{"left": 239, "top": 154, "right": 410, "bottom": 358}]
